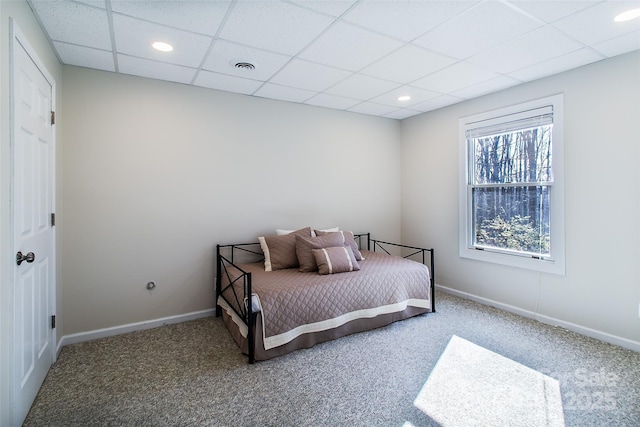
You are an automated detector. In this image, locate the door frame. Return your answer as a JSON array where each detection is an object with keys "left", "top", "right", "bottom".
[{"left": 9, "top": 18, "right": 57, "bottom": 425}]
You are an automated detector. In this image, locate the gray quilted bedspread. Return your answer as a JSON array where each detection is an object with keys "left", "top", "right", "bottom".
[{"left": 221, "top": 250, "right": 431, "bottom": 349}]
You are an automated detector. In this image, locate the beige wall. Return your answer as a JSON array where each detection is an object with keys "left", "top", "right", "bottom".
[
  {"left": 60, "top": 66, "right": 401, "bottom": 336},
  {"left": 0, "top": 1, "right": 63, "bottom": 425},
  {"left": 401, "top": 51, "right": 640, "bottom": 347}
]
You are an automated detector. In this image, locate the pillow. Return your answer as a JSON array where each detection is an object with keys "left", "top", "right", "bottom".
[
  {"left": 259, "top": 227, "right": 311, "bottom": 271},
  {"left": 315, "top": 230, "right": 365, "bottom": 261},
  {"left": 295, "top": 232, "right": 346, "bottom": 272},
  {"left": 276, "top": 228, "right": 304, "bottom": 236},
  {"left": 312, "top": 246, "right": 360, "bottom": 275},
  {"left": 311, "top": 226, "right": 339, "bottom": 237},
  {"left": 277, "top": 227, "right": 339, "bottom": 237}
]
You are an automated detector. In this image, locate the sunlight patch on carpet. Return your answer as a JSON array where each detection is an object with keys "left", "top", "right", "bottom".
[{"left": 414, "top": 335, "right": 565, "bottom": 427}]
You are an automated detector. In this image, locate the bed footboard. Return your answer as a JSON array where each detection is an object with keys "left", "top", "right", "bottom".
[
  {"left": 216, "top": 242, "right": 263, "bottom": 363},
  {"left": 369, "top": 239, "right": 435, "bottom": 313}
]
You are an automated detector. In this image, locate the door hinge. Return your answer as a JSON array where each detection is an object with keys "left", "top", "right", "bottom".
[
  {"left": 51, "top": 212, "right": 56, "bottom": 227},
  {"left": 51, "top": 315, "right": 56, "bottom": 329},
  {"left": 51, "top": 111, "right": 55, "bottom": 125}
]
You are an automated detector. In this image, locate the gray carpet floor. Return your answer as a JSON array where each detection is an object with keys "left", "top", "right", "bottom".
[{"left": 25, "top": 292, "right": 640, "bottom": 426}]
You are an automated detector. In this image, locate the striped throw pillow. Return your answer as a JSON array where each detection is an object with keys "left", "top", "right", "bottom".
[{"left": 312, "top": 246, "right": 360, "bottom": 275}]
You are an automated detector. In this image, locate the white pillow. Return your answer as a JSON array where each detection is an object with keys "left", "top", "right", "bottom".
[{"left": 276, "top": 229, "right": 297, "bottom": 236}]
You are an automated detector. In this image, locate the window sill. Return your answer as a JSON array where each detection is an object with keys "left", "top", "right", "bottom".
[{"left": 459, "top": 246, "right": 565, "bottom": 275}]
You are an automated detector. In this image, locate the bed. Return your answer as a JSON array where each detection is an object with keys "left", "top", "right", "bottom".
[{"left": 216, "top": 229, "right": 435, "bottom": 363}]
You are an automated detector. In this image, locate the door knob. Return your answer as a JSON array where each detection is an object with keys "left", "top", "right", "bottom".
[{"left": 16, "top": 251, "right": 35, "bottom": 266}]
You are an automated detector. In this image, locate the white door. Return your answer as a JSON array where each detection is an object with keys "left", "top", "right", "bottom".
[{"left": 11, "top": 21, "right": 56, "bottom": 426}]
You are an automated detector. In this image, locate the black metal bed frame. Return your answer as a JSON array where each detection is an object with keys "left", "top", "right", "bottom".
[{"left": 215, "top": 233, "right": 435, "bottom": 363}]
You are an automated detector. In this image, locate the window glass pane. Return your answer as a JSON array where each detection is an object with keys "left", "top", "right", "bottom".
[
  {"left": 471, "top": 124, "right": 552, "bottom": 185},
  {"left": 472, "top": 186, "right": 550, "bottom": 256}
]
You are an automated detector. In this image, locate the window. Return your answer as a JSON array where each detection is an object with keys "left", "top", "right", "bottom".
[{"left": 459, "top": 95, "right": 565, "bottom": 275}]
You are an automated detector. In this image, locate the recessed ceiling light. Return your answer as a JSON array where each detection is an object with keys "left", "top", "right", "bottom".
[
  {"left": 152, "top": 41, "right": 173, "bottom": 52},
  {"left": 398, "top": 95, "right": 411, "bottom": 101},
  {"left": 614, "top": 8, "right": 640, "bottom": 22}
]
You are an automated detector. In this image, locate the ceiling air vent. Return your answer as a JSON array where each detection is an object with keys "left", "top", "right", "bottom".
[{"left": 234, "top": 62, "right": 255, "bottom": 70}]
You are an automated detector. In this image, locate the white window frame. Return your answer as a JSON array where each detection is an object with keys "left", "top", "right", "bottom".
[{"left": 458, "top": 94, "right": 565, "bottom": 275}]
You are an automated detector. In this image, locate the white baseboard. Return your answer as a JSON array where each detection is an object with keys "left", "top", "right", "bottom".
[
  {"left": 55, "top": 287, "right": 640, "bottom": 355},
  {"left": 56, "top": 309, "right": 215, "bottom": 354},
  {"left": 436, "top": 284, "right": 640, "bottom": 353}
]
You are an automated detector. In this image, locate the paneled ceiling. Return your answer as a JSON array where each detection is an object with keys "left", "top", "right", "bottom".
[{"left": 28, "top": 0, "right": 640, "bottom": 119}]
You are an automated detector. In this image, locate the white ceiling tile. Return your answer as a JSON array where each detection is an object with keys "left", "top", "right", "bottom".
[
  {"left": 201, "top": 40, "right": 291, "bottom": 81},
  {"left": 361, "top": 45, "right": 457, "bottom": 84},
  {"left": 593, "top": 31, "right": 640, "bottom": 57},
  {"left": 117, "top": 54, "right": 197, "bottom": 84},
  {"left": 411, "top": 94, "right": 465, "bottom": 112},
  {"left": 304, "top": 93, "right": 361, "bottom": 110},
  {"left": 112, "top": 13, "right": 212, "bottom": 68},
  {"left": 254, "top": 83, "right": 317, "bottom": 103},
  {"left": 369, "top": 85, "right": 440, "bottom": 108},
  {"left": 193, "top": 70, "right": 263, "bottom": 95},
  {"left": 467, "top": 25, "right": 584, "bottom": 74},
  {"left": 110, "top": 0, "right": 232, "bottom": 36},
  {"left": 270, "top": 59, "right": 351, "bottom": 92},
  {"left": 552, "top": 1, "right": 640, "bottom": 45},
  {"left": 324, "top": 73, "right": 400, "bottom": 100},
  {"left": 29, "top": 0, "right": 111, "bottom": 50},
  {"left": 53, "top": 41, "right": 115, "bottom": 71},
  {"left": 299, "top": 21, "right": 403, "bottom": 71},
  {"left": 509, "top": 48, "right": 604, "bottom": 82},
  {"left": 348, "top": 102, "right": 399, "bottom": 117},
  {"left": 384, "top": 108, "right": 422, "bottom": 120},
  {"left": 291, "top": 0, "right": 356, "bottom": 17},
  {"left": 450, "top": 75, "right": 522, "bottom": 99},
  {"left": 343, "top": 0, "right": 479, "bottom": 42},
  {"left": 508, "top": 0, "right": 599, "bottom": 23},
  {"left": 218, "top": 1, "right": 333, "bottom": 56},
  {"left": 413, "top": 1, "right": 542, "bottom": 60},
  {"left": 411, "top": 61, "right": 499, "bottom": 93}
]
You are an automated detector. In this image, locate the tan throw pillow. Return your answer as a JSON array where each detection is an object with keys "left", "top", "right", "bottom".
[
  {"left": 312, "top": 226, "right": 339, "bottom": 237},
  {"left": 315, "top": 230, "right": 365, "bottom": 261},
  {"left": 312, "top": 246, "right": 360, "bottom": 275},
  {"left": 259, "top": 227, "right": 311, "bottom": 271},
  {"left": 295, "top": 232, "right": 346, "bottom": 272}
]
